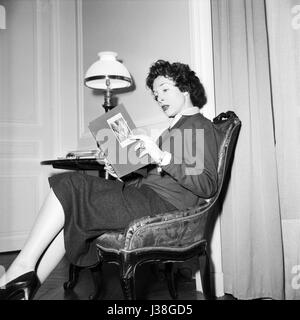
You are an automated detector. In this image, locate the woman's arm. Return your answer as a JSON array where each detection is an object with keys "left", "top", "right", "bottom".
[{"left": 160, "top": 122, "right": 218, "bottom": 199}]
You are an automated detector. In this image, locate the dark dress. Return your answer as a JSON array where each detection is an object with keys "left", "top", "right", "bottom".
[
  {"left": 49, "top": 113, "right": 219, "bottom": 267},
  {"left": 49, "top": 173, "right": 176, "bottom": 267}
]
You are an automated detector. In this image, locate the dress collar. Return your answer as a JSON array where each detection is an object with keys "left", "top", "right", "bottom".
[{"left": 169, "top": 107, "right": 200, "bottom": 129}]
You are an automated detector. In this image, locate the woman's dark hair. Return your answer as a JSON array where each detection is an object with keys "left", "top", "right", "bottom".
[{"left": 146, "top": 59, "right": 207, "bottom": 108}]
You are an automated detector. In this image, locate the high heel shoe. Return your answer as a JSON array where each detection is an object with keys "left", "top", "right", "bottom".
[{"left": 0, "top": 271, "right": 41, "bottom": 300}]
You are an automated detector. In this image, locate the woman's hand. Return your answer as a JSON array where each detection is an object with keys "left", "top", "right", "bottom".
[
  {"left": 129, "top": 134, "right": 165, "bottom": 164},
  {"left": 103, "top": 158, "right": 122, "bottom": 181}
]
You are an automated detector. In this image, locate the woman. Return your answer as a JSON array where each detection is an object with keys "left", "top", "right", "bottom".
[{"left": 0, "top": 60, "right": 219, "bottom": 300}]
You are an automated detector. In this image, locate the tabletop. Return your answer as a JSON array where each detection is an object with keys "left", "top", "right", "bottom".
[{"left": 41, "top": 158, "right": 105, "bottom": 172}]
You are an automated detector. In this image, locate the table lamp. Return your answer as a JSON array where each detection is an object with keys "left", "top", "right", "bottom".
[{"left": 84, "top": 51, "right": 132, "bottom": 112}]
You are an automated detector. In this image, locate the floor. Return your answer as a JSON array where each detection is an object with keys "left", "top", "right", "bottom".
[{"left": 0, "top": 251, "right": 235, "bottom": 300}]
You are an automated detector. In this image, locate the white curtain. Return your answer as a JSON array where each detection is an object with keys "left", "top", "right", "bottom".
[
  {"left": 211, "top": 0, "right": 284, "bottom": 299},
  {"left": 265, "top": 0, "right": 300, "bottom": 300}
]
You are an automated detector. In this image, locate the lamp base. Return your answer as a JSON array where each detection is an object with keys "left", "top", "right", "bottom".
[{"left": 103, "top": 88, "right": 115, "bottom": 112}]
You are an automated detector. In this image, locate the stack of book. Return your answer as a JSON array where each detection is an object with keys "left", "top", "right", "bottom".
[{"left": 58, "top": 149, "right": 102, "bottom": 160}]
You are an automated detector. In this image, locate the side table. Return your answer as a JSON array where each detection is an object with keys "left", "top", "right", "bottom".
[{"left": 41, "top": 158, "right": 106, "bottom": 175}]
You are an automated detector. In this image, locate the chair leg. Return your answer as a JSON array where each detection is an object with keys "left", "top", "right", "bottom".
[
  {"left": 120, "top": 264, "right": 136, "bottom": 300},
  {"left": 88, "top": 262, "right": 103, "bottom": 300},
  {"left": 165, "top": 262, "right": 178, "bottom": 299},
  {"left": 63, "top": 263, "right": 81, "bottom": 290},
  {"left": 199, "top": 252, "right": 212, "bottom": 299}
]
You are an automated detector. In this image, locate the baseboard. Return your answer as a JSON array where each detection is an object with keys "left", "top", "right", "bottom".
[{"left": 0, "top": 232, "right": 27, "bottom": 252}]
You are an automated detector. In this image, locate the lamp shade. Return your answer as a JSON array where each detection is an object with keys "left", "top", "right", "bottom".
[{"left": 84, "top": 51, "right": 132, "bottom": 90}]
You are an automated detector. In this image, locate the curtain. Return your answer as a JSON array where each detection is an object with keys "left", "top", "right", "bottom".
[
  {"left": 265, "top": 0, "right": 300, "bottom": 300},
  {"left": 211, "top": 0, "right": 284, "bottom": 299}
]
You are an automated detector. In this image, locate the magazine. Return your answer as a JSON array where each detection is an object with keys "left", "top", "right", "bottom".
[{"left": 88, "top": 104, "right": 151, "bottom": 178}]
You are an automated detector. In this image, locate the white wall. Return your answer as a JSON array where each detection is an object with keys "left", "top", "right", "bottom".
[{"left": 78, "top": 0, "right": 192, "bottom": 148}]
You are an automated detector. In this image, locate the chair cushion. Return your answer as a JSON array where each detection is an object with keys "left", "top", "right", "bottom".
[{"left": 96, "top": 205, "right": 209, "bottom": 253}]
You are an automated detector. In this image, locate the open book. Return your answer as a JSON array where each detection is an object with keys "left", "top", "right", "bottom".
[{"left": 88, "top": 104, "right": 151, "bottom": 178}]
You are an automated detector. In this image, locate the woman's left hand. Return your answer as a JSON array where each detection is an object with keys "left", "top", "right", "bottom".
[
  {"left": 129, "top": 134, "right": 164, "bottom": 164},
  {"left": 103, "top": 158, "right": 123, "bottom": 181}
]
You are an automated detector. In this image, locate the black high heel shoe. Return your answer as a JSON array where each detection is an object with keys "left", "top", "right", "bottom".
[{"left": 0, "top": 271, "right": 41, "bottom": 300}]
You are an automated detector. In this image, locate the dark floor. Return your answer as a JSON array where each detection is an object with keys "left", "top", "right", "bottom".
[{"left": 0, "top": 251, "right": 235, "bottom": 300}]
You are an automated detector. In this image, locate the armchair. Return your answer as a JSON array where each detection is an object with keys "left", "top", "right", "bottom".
[
  {"left": 63, "top": 111, "right": 241, "bottom": 299},
  {"left": 94, "top": 111, "right": 241, "bottom": 299}
]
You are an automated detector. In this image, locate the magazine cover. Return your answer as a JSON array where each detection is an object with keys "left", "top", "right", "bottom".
[{"left": 88, "top": 104, "right": 150, "bottom": 178}]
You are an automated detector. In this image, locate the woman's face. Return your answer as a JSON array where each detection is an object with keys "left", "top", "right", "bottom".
[{"left": 152, "top": 76, "right": 187, "bottom": 118}]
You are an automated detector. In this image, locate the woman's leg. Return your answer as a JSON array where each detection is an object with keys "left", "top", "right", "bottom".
[
  {"left": 36, "top": 229, "right": 65, "bottom": 284},
  {"left": 0, "top": 189, "right": 65, "bottom": 286}
]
